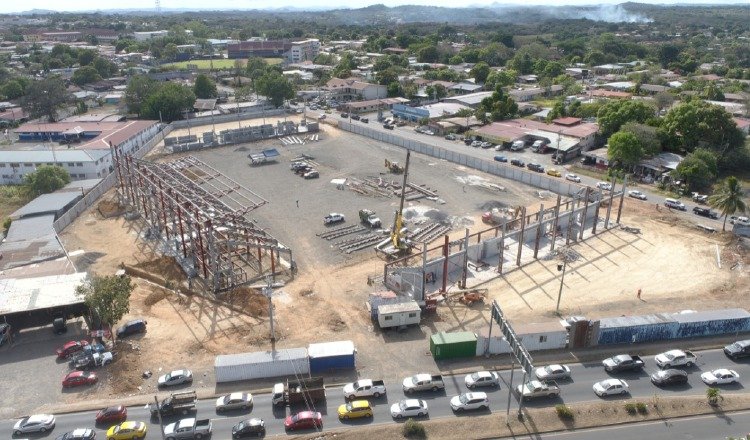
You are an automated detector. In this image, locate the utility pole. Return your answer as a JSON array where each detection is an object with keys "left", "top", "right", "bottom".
[
  {"left": 153, "top": 395, "right": 166, "bottom": 440},
  {"left": 263, "top": 276, "right": 276, "bottom": 341}
]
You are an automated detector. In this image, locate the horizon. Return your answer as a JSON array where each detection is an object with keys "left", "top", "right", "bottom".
[{"left": 3, "top": 0, "right": 748, "bottom": 14}]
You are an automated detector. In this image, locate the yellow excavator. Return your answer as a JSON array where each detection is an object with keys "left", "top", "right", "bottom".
[
  {"left": 376, "top": 150, "right": 412, "bottom": 258},
  {"left": 384, "top": 158, "right": 404, "bottom": 174}
]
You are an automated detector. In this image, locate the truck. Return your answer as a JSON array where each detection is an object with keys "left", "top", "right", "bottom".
[
  {"left": 402, "top": 373, "right": 445, "bottom": 393},
  {"left": 602, "top": 354, "right": 645, "bottom": 373},
  {"left": 515, "top": 380, "right": 561, "bottom": 399},
  {"left": 654, "top": 349, "right": 697, "bottom": 369},
  {"left": 359, "top": 209, "right": 382, "bottom": 228},
  {"left": 163, "top": 417, "right": 212, "bottom": 440},
  {"left": 69, "top": 351, "right": 113, "bottom": 370},
  {"left": 149, "top": 390, "right": 197, "bottom": 418},
  {"left": 343, "top": 379, "right": 387, "bottom": 400},
  {"left": 272, "top": 377, "right": 326, "bottom": 407}
]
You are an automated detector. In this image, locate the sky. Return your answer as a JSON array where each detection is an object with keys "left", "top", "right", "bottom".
[{"left": 3, "top": 0, "right": 747, "bottom": 13}]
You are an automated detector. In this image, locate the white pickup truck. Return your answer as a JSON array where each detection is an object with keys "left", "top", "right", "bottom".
[
  {"left": 654, "top": 349, "right": 697, "bottom": 368},
  {"left": 402, "top": 374, "right": 445, "bottom": 393},
  {"left": 343, "top": 379, "right": 387, "bottom": 400},
  {"left": 163, "top": 418, "right": 212, "bottom": 440}
]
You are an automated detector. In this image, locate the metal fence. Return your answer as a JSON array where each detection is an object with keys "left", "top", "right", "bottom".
[{"left": 170, "top": 108, "right": 285, "bottom": 129}]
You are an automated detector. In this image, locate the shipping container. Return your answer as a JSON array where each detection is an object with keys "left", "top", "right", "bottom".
[
  {"left": 377, "top": 301, "right": 421, "bottom": 328},
  {"left": 214, "top": 348, "right": 309, "bottom": 383},
  {"left": 308, "top": 340, "right": 356, "bottom": 374},
  {"left": 597, "top": 314, "right": 678, "bottom": 345},
  {"left": 430, "top": 331, "right": 477, "bottom": 360},
  {"left": 514, "top": 321, "right": 568, "bottom": 351},
  {"left": 669, "top": 309, "right": 750, "bottom": 339},
  {"left": 475, "top": 327, "right": 511, "bottom": 356}
]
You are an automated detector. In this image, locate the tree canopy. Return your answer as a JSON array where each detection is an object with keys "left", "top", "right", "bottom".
[
  {"left": 125, "top": 75, "right": 159, "bottom": 116},
  {"left": 674, "top": 148, "right": 718, "bottom": 191},
  {"left": 708, "top": 176, "right": 748, "bottom": 231},
  {"left": 255, "top": 71, "right": 295, "bottom": 107},
  {"left": 141, "top": 82, "right": 196, "bottom": 122},
  {"left": 607, "top": 131, "right": 644, "bottom": 167},
  {"left": 476, "top": 85, "right": 518, "bottom": 123},
  {"left": 596, "top": 100, "right": 654, "bottom": 138},
  {"left": 662, "top": 101, "right": 745, "bottom": 156},
  {"left": 24, "top": 165, "right": 71, "bottom": 195},
  {"left": 77, "top": 275, "right": 135, "bottom": 341},
  {"left": 22, "top": 76, "right": 69, "bottom": 122},
  {"left": 193, "top": 73, "right": 218, "bottom": 99}
]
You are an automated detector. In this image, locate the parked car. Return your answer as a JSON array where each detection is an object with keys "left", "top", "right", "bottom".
[
  {"left": 116, "top": 319, "right": 147, "bottom": 339},
  {"left": 602, "top": 354, "right": 644, "bottom": 373},
  {"left": 96, "top": 405, "right": 127, "bottom": 424},
  {"left": 360, "top": 117, "right": 369, "bottom": 123},
  {"left": 510, "top": 159, "right": 525, "bottom": 167},
  {"left": 654, "top": 349, "right": 697, "bottom": 369},
  {"left": 390, "top": 399, "right": 428, "bottom": 419},
  {"left": 493, "top": 155, "right": 508, "bottom": 163},
  {"left": 596, "top": 182, "right": 612, "bottom": 191},
  {"left": 464, "top": 371, "right": 500, "bottom": 389},
  {"left": 445, "top": 134, "right": 456, "bottom": 140},
  {"left": 692, "top": 192, "right": 709, "bottom": 204},
  {"left": 481, "top": 141, "right": 493, "bottom": 149},
  {"left": 158, "top": 369, "right": 193, "bottom": 387},
  {"left": 510, "top": 140, "right": 525, "bottom": 151},
  {"left": 340, "top": 113, "right": 349, "bottom": 118},
  {"left": 13, "top": 414, "right": 56, "bottom": 435},
  {"left": 471, "top": 140, "right": 482, "bottom": 148},
  {"left": 527, "top": 163, "right": 544, "bottom": 173},
  {"left": 337, "top": 400, "right": 373, "bottom": 419},
  {"left": 56, "top": 340, "right": 90, "bottom": 359},
  {"left": 303, "top": 170, "right": 319, "bottom": 179},
  {"left": 323, "top": 213, "right": 345, "bottom": 225},
  {"left": 701, "top": 369, "right": 740, "bottom": 385},
  {"left": 106, "top": 421, "right": 148, "bottom": 440},
  {"left": 650, "top": 369, "right": 689, "bottom": 387},
  {"left": 463, "top": 138, "right": 473, "bottom": 145},
  {"left": 593, "top": 378, "right": 629, "bottom": 397},
  {"left": 546, "top": 168, "right": 561, "bottom": 177},
  {"left": 450, "top": 392, "right": 489, "bottom": 412},
  {"left": 284, "top": 411, "right": 322, "bottom": 431},
  {"left": 724, "top": 340, "right": 750, "bottom": 360},
  {"left": 628, "top": 190, "right": 647, "bottom": 200},
  {"left": 216, "top": 392, "right": 253, "bottom": 412},
  {"left": 729, "top": 216, "right": 750, "bottom": 226},
  {"left": 383, "top": 123, "right": 394, "bottom": 130},
  {"left": 693, "top": 207, "right": 719, "bottom": 219},
  {"left": 62, "top": 371, "right": 98, "bottom": 388},
  {"left": 232, "top": 418, "right": 265, "bottom": 438},
  {"left": 494, "top": 144, "right": 505, "bottom": 151},
  {"left": 664, "top": 198, "right": 687, "bottom": 211},
  {"left": 565, "top": 173, "right": 581, "bottom": 183},
  {"left": 70, "top": 351, "right": 113, "bottom": 370},
  {"left": 55, "top": 428, "right": 96, "bottom": 440},
  {"left": 350, "top": 114, "right": 361, "bottom": 121},
  {"left": 534, "top": 364, "right": 572, "bottom": 381}
]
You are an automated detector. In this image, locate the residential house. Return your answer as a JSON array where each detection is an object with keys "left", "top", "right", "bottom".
[
  {"left": 508, "top": 85, "right": 564, "bottom": 102},
  {"left": 325, "top": 78, "right": 387, "bottom": 101}
]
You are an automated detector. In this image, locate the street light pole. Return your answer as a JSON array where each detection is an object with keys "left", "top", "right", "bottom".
[{"left": 555, "top": 259, "right": 567, "bottom": 316}]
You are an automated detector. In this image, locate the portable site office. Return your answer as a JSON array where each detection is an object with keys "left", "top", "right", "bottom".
[{"left": 377, "top": 300, "right": 421, "bottom": 329}]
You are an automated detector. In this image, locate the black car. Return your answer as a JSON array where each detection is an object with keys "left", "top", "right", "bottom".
[
  {"left": 527, "top": 163, "right": 544, "bottom": 173},
  {"left": 510, "top": 159, "right": 525, "bottom": 167},
  {"left": 55, "top": 428, "right": 97, "bottom": 440},
  {"left": 692, "top": 206, "right": 719, "bottom": 219},
  {"left": 464, "top": 138, "right": 473, "bottom": 146},
  {"left": 116, "top": 319, "right": 147, "bottom": 339},
  {"left": 232, "top": 418, "right": 266, "bottom": 438},
  {"left": 350, "top": 114, "right": 361, "bottom": 120},
  {"left": 383, "top": 124, "right": 394, "bottom": 130},
  {"left": 340, "top": 113, "right": 349, "bottom": 118},
  {"left": 360, "top": 117, "right": 369, "bottom": 123},
  {"left": 650, "top": 369, "right": 688, "bottom": 386},
  {"left": 724, "top": 340, "right": 750, "bottom": 360}
]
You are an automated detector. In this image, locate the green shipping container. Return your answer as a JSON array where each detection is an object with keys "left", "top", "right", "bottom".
[{"left": 430, "top": 331, "right": 477, "bottom": 360}]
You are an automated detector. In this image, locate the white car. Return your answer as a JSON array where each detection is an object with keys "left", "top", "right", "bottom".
[
  {"left": 216, "top": 392, "right": 253, "bottom": 412},
  {"left": 730, "top": 216, "right": 750, "bottom": 226},
  {"left": 323, "top": 213, "right": 345, "bottom": 225},
  {"left": 565, "top": 173, "right": 581, "bottom": 183},
  {"left": 13, "top": 414, "right": 56, "bottom": 435},
  {"left": 450, "top": 392, "right": 489, "bottom": 412},
  {"left": 628, "top": 190, "right": 647, "bottom": 200},
  {"left": 464, "top": 371, "right": 500, "bottom": 389},
  {"left": 654, "top": 349, "right": 697, "bottom": 368},
  {"left": 596, "top": 181, "right": 612, "bottom": 191},
  {"left": 157, "top": 369, "right": 193, "bottom": 387},
  {"left": 593, "top": 378, "right": 629, "bottom": 397},
  {"left": 701, "top": 369, "right": 740, "bottom": 385},
  {"left": 534, "top": 364, "right": 572, "bottom": 381},
  {"left": 390, "top": 399, "right": 428, "bottom": 419}
]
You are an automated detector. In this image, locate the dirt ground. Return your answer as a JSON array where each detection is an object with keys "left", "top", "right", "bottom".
[{"left": 55, "top": 121, "right": 750, "bottom": 399}]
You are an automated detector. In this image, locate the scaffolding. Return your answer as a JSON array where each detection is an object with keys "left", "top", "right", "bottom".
[{"left": 113, "top": 147, "right": 294, "bottom": 293}]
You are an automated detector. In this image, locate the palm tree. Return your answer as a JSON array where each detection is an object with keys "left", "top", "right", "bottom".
[
  {"left": 706, "top": 387, "right": 722, "bottom": 406},
  {"left": 709, "top": 176, "right": 747, "bottom": 231}
]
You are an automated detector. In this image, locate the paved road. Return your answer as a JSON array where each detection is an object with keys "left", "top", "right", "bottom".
[
  {"left": 3, "top": 347, "right": 748, "bottom": 438},
  {"left": 514, "top": 410, "right": 750, "bottom": 440}
]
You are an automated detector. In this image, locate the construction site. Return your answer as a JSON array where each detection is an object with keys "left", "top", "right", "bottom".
[{"left": 50, "top": 114, "right": 749, "bottom": 397}]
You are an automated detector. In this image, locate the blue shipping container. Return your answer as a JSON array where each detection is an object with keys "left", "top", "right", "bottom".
[
  {"left": 308, "top": 340, "right": 356, "bottom": 374},
  {"left": 597, "top": 314, "right": 678, "bottom": 345},
  {"left": 669, "top": 309, "right": 750, "bottom": 338}
]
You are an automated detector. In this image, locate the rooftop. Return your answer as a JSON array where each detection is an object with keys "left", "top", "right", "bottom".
[
  {"left": 10, "top": 192, "right": 82, "bottom": 220},
  {"left": 308, "top": 340, "right": 355, "bottom": 358},
  {"left": 14, "top": 120, "right": 158, "bottom": 150},
  {"left": 215, "top": 348, "right": 308, "bottom": 367},
  {"left": 0, "top": 272, "right": 86, "bottom": 315}
]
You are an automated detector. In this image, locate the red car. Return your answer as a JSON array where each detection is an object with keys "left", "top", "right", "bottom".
[
  {"left": 62, "top": 370, "right": 98, "bottom": 388},
  {"left": 284, "top": 411, "right": 322, "bottom": 431},
  {"left": 56, "top": 340, "right": 90, "bottom": 358},
  {"left": 96, "top": 405, "right": 127, "bottom": 424}
]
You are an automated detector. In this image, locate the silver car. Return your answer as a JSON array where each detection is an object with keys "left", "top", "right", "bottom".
[
  {"left": 13, "top": 414, "right": 56, "bottom": 435},
  {"left": 216, "top": 392, "right": 253, "bottom": 412},
  {"left": 390, "top": 399, "right": 428, "bottom": 419},
  {"left": 464, "top": 371, "right": 500, "bottom": 389},
  {"left": 157, "top": 369, "right": 193, "bottom": 387},
  {"left": 534, "top": 364, "right": 572, "bottom": 381}
]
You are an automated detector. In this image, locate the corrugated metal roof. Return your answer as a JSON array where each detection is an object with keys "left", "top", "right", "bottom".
[
  {"left": 669, "top": 309, "right": 750, "bottom": 323},
  {"left": 10, "top": 192, "right": 81, "bottom": 220},
  {"left": 4, "top": 215, "right": 55, "bottom": 242},
  {"left": 378, "top": 300, "right": 420, "bottom": 314},
  {"left": 0, "top": 272, "right": 86, "bottom": 314},
  {"left": 308, "top": 340, "right": 355, "bottom": 359},
  {"left": 58, "top": 178, "right": 103, "bottom": 193},
  {"left": 214, "top": 348, "right": 307, "bottom": 368},
  {"left": 430, "top": 331, "right": 477, "bottom": 345},
  {"left": 599, "top": 313, "right": 676, "bottom": 328},
  {"left": 0, "top": 149, "right": 101, "bottom": 163}
]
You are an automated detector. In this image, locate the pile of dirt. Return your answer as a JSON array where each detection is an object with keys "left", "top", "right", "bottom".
[
  {"left": 134, "top": 256, "right": 187, "bottom": 282},
  {"left": 108, "top": 342, "right": 144, "bottom": 395},
  {"left": 328, "top": 314, "right": 348, "bottom": 332},
  {"left": 144, "top": 287, "right": 171, "bottom": 307},
  {"left": 478, "top": 200, "right": 508, "bottom": 211},
  {"left": 97, "top": 199, "right": 125, "bottom": 218},
  {"left": 226, "top": 286, "right": 270, "bottom": 317}
]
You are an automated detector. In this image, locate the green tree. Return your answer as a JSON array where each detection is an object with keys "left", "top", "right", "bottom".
[
  {"left": 476, "top": 85, "right": 518, "bottom": 122},
  {"left": 674, "top": 148, "right": 718, "bottom": 191},
  {"left": 72, "top": 66, "right": 102, "bottom": 86},
  {"left": 508, "top": 52, "right": 534, "bottom": 75},
  {"left": 1, "top": 80, "right": 25, "bottom": 100},
  {"left": 597, "top": 100, "right": 654, "bottom": 138},
  {"left": 193, "top": 73, "right": 217, "bottom": 99},
  {"left": 255, "top": 71, "right": 295, "bottom": 108},
  {"left": 22, "top": 76, "right": 69, "bottom": 122},
  {"left": 485, "top": 69, "right": 517, "bottom": 89},
  {"left": 653, "top": 91, "right": 675, "bottom": 113},
  {"left": 608, "top": 131, "right": 644, "bottom": 168},
  {"left": 620, "top": 122, "right": 661, "bottom": 156},
  {"left": 417, "top": 45, "right": 440, "bottom": 63},
  {"left": 125, "top": 75, "right": 158, "bottom": 116},
  {"left": 662, "top": 101, "right": 745, "bottom": 156},
  {"left": 76, "top": 275, "right": 135, "bottom": 342},
  {"left": 24, "top": 165, "right": 71, "bottom": 195},
  {"left": 470, "top": 62, "right": 491, "bottom": 84},
  {"left": 709, "top": 176, "right": 748, "bottom": 231},
  {"left": 93, "top": 57, "right": 117, "bottom": 78},
  {"left": 141, "top": 82, "right": 196, "bottom": 122},
  {"left": 77, "top": 49, "right": 97, "bottom": 66},
  {"left": 376, "top": 67, "right": 399, "bottom": 86},
  {"left": 434, "top": 83, "right": 447, "bottom": 100}
]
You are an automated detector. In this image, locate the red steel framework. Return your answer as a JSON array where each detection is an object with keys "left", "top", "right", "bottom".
[{"left": 113, "top": 146, "right": 294, "bottom": 293}]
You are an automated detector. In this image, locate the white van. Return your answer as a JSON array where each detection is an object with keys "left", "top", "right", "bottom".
[
  {"left": 510, "top": 140, "right": 526, "bottom": 151},
  {"left": 664, "top": 198, "right": 686, "bottom": 211}
]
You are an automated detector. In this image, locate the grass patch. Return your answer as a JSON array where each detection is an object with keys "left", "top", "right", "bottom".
[
  {"left": 0, "top": 184, "right": 33, "bottom": 223},
  {"left": 636, "top": 402, "right": 649, "bottom": 414},
  {"left": 624, "top": 402, "right": 637, "bottom": 415},
  {"left": 162, "top": 58, "right": 283, "bottom": 70},
  {"left": 555, "top": 404, "right": 574, "bottom": 420},
  {"left": 402, "top": 418, "right": 427, "bottom": 439}
]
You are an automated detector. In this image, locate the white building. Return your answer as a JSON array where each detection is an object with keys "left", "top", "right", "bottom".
[
  {"left": 287, "top": 39, "right": 321, "bottom": 63},
  {"left": 133, "top": 30, "right": 169, "bottom": 41},
  {"left": 0, "top": 150, "right": 110, "bottom": 185}
]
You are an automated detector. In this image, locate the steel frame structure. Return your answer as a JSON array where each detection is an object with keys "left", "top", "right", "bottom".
[{"left": 113, "top": 147, "right": 294, "bottom": 293}]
